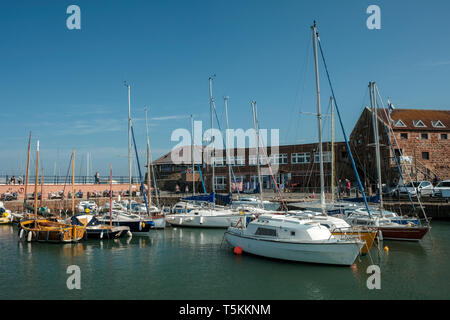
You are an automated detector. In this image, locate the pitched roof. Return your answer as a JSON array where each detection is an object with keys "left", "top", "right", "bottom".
[
  {"left": 377, "top": 108, "right": 450, "bottom": 131},
  {"left": 152, "top": 145, "right": 204, "bottom": 165}
]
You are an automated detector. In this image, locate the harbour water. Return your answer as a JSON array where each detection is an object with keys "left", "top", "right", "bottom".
[{"left": 1, "top": 221, "right": 449, "bottom": 300}]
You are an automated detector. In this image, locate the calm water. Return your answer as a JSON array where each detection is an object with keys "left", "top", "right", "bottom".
[{"left": 1, "top": 221, "right": 450, "bottom": 300}]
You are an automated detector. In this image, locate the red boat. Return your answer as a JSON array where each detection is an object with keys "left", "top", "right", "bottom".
[{"left": 378, "top": 226, "right": 430, "bottom": 241}]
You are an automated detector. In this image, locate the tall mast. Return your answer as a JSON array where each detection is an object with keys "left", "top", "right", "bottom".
[
  {"left": 34, "top": 141, "right": 39, "bottom": 220},
  {"left": 209, "top": 76, "right": 215, "bottom": 202},
  {"left": 145, "top": 108, "right": 152, "bottom": 207},
  {"left": 369, "top": 82, "right": 384, "bottom": 213},
  {"left": 224, "top": 97, "right": 232, "bottom": 194},
  {"left": 110, "top": 163, "right": 113, "bottom": 228},
  {"left": 24, "top": 132, "right": 31, "bottom": 207},
  {"left": 331, "top": 96, "right": 335, "bottom": 202},
  {"left": 190, "top": 114, "right": 195, "bottom": 196},
  {"left": 128, "top": 84, "right": 132, "bottom": 212},
  {"left": 40, "top": 168, "right": 44, "bottom": 208},
  {"left": 251, "top": 101, "right": 264, "bottom": 208},
  {"left": 72, "top": 148, "right": 75, "bottom": 215},
  {"left": 312, "top": 21, "right": 326, "bottom": 214}
]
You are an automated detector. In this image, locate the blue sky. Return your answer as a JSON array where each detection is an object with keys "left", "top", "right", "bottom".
[{"left": 1, "top": 0, "right": 449, "bottom": 177}]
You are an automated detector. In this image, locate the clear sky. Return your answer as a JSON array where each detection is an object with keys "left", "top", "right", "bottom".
[{"left": 1, "top": 0, "right": 449, "bottom": 177}]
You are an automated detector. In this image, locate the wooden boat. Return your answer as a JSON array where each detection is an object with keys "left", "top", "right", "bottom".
[
  {"left": 68, "top": 214, "right": 131, "bottom": 239},
  {"left": 377, "top": 225, "right": 429, "bottom": 241},
  {"left": 19, "top": 219, "right": 85, "bottom": 242},
  {"left": 332, "top": 229, "right": 377, "bottom": 254}
]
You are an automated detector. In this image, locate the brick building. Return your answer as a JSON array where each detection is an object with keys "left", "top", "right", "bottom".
[
  {"left": 350, "top": 107, "right": 450, "bottom": 188},
  {"left": 153, "top": 107, "right": 450, "bottom": 193}
]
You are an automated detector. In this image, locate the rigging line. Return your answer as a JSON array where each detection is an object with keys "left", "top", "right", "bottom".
[
  {"left": 285, "top": 36, "right": 313, "bottom": 144},
  {"left": 316, "top": 35, "right": 372, "bottom": 217},
  {"left": 375, "top": 88, "right": 430, "bottom": 225},
  {"left": 212, "top": 101, "right": 241, "bottom": 197}
]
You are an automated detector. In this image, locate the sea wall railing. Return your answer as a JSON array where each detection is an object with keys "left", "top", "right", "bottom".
[{"left": 0, "top": 175, "right": 141, "bottom": 185}]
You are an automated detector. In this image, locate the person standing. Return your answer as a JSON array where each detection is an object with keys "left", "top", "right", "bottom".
[
  {"left": 346, "top": 179, "right": 351, "bottom": 197},
  {"left": 94, "top": 172, "right": 100, "bottom": 184}
]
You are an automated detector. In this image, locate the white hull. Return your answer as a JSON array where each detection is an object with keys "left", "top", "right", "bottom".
[
  {"left": 166, "top": 214, "right": 244, "bottom": 228},
  {"left": 152, "top": 217, "right": 166, "bottom": 229},
  {"left": 225, "top": 229, "right": 362, "bottom": 266}
]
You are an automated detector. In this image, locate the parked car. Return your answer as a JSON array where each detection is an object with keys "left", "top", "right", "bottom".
[
  {"left": 432, "top": 180, "right": 450, "bottom": 198},
  {"left": 396, "top": 181, "right": 434, "bottom": 197}
]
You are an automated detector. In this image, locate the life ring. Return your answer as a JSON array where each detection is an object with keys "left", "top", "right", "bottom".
[{"left": 19, "top": 188, "right": 24, "bottom": 193}]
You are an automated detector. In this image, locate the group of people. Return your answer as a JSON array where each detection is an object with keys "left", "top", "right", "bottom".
[{"left": 7, "top": 176, "right": 23, "bottom": 185}]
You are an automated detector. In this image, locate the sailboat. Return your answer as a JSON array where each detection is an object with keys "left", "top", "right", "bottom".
[
  {"left": 225, "top": 22, "right": 370, "bottom": 264},
  {"left": 19, "top": 144, "right": 86, "bottom": 242},
  {"left": 341, "top": 82, "right": 430, "bottom": 241},
  {"left": 98, "top": 83, "right": 154, "bottom": 233}
]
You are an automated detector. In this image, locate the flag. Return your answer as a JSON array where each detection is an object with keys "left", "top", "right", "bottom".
[{"left": 388, "top": 99, "right": 395, "bottom": 113}]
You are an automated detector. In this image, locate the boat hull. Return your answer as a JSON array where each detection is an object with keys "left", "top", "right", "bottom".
[
  {"left": 377, "top": 226, "right": 430, "bottom": 241},
  {"left": 19, "top": 220, "right": 85, "bottom": 243},
  {"left": 85, "top": 226, "right": 129, "bottom": 239},
  {"left": 97, "top": 219, "right": 153, "bottom": 233},
  {"left": 225, "top": 230, "right": 363, "bottom": 266},
  {"left": 166, "top": 214, "right": 242, "bottom": 228},
  {"left": 332, "top": 230, "right": 377, "bottom": 254}
]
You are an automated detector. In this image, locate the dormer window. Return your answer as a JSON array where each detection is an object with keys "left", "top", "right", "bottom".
[
  {"left": 432, "top": 120, "right": 445, "bottom": 128},
  {"left": 413, "top": 120, "right": 426, "bottom": 128},
  {"left": 394, "top": 120, "right": 406, "bottom": 127}
]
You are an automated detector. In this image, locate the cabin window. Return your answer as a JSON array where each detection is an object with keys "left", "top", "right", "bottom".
[
  {"left": 290, "top": 231, "right": 295, "bottom": 236},
  {"left": 255, "top": 227, "right": 277, "bottom": 236}
]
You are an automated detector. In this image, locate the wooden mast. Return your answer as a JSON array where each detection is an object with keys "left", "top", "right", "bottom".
[
  {"left": 40, "top": 168, "right": 44, "bottom": 208},
  {"left": 24, "top": 132, "right": 31, "bottom": 208},
  {"left": 72, "top": 148, "right": 75, "bottom": 215},
  {"left": 34, "top": 141, "right": 39, "bottom": 221}
]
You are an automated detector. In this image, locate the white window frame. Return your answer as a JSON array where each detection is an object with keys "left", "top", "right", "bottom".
[
  {"left": 314, "top": 151, "right": 332, "bottom": 163},
  {"left": 413, "top": 120, "right": 426, "bottom": 128},
  {"left": 292, "top": 152, "right": 310, "bottom": 164}
]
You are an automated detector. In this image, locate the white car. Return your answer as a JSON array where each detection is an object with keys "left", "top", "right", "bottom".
[
  {"left": 433, "top": 180, "right": 450, "bottom": 198},
  {"left": 397, "top": 181, "right": 434, "bottom": 197}
]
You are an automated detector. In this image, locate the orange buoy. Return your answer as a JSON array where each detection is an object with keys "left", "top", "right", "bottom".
[
  {"left": 384, "top": 246, "right": 389, "bottom": 252},
  {"left": 233, "top": 246, "right": 243, "bottom": 255}
]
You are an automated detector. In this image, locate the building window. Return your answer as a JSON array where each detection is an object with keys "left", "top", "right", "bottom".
[
  {"left": 269, "top": 153, "right": 288, "bottom": 165},
  {"left": 400, "top": 133, "right": 408, "bottom": 139},
  {"left": 422, "top": 152, "right": 430, "bottom": 160},
  {"left": 432, "top": 120, "right": 445, "bottom": 128},
  {"left": 314, "top": 151, "right": 332, "bottom": 163},
  {"left": 249, "top": 155, "right": 267, "bottom": 166},
  {"left": 421, "top": 133, "right": 428, "bottom": 140},
  {"left": 292, "top": 152, "right": 310, "bottom": 164},
  {"left": 214, "top": 176, "right": 226, "bottom": 190},
  {"left": 441, "top": 133, "right": 448, "bottom": 140},
  {"left": 394, "top": 120, "right": 407, "bottom": 127},
  {"left": 413, "top": 120, "right": 426, "bottom": 128},
  {"left": 229, "top": 156, "right": 245, "bottom": 166},
  {"left": 212, "top": 157, "right": 225, "bottom": 167},
  {"left": 341, "top": 151, "right": 348, "bottom": 159}
]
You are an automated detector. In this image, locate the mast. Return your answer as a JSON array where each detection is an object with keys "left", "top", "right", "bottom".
[
  {"left": 312, "top": 21, "right": 326, "bottom": 214},
  {"left": 208, "top": 76, "right": 215, "bottom": 204},
  {"left": 40, "top": 168, "right": 44, "bottom": 208},
  {"left": 126, "top": 83, "right": 132, "bottom": 213},
  {"left": 72, "top": 148, "right": 75, "bottom": 215},
  {"left": 34, "top": 141, "right": 39, "bottom": 221},
  {"left": 251, "top": 101, "right": 264, "bottom": 208},
  {"left": 145, "top": 108, "right": 152, "bottom": 207},
  {"left": 331, "top": 96, "right": 335, "bottom": 202},
  {"left": 24, "top": 132, "right": 31, "bottom": 207},
  {"left": 224, "top": 97, "right": 232, "bottom": 194},
  {"left": 190, "top": 114, "right": 195, "bottom": 196},
  {"left": 110, "top": 163, "right": 113, "bottom": 228},
  {"left": 369, "top": 82, "right": 384, "bottom": 213}
]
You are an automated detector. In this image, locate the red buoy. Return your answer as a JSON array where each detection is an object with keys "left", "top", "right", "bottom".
[{"left": 233, "top": 246, "right": 243, "bottom": 255}]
